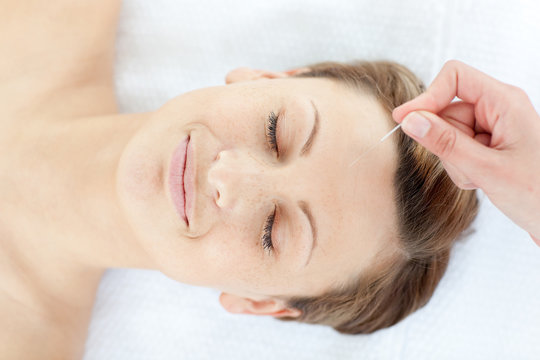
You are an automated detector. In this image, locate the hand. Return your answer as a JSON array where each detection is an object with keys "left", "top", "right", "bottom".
[{"left": 392, "top": 60, "right": 540, "bottom": 246}]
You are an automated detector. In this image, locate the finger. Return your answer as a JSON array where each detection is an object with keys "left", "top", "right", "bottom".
[
  {"left": 474, "top": 133, "right": 492, "bottom": 147},
  {"left": 422, "top": 101, "right": 493, "bottom": 141},
  {"left": 439, "top": 101, "right": 476, "bottom": 136},
  {"left": 401, "top": 110, "right": 496, "bottom": 186},
  {"left": 393, "top": 60, "right": 505, "bottom": 122}
]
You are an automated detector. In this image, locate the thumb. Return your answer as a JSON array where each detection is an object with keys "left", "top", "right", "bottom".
[{"left": 400, "top": 110, "right": 496, "bottom": 186}]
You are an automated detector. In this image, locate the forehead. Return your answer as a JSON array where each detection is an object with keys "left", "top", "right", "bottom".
[{"left": 261, "top": 77, "right": 399, "bottom": 294}]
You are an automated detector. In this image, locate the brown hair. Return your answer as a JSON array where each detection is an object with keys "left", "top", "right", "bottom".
[{"left": 277, "top": 60, "right": 479, "bottom": 334}]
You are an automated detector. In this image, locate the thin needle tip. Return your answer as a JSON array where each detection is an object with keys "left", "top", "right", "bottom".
[
  {"left": 379, "top": 124, "right": 402, "bottom": 143},
  {"left": 348, "top": 123, "right": 402, "bottom": 168}
]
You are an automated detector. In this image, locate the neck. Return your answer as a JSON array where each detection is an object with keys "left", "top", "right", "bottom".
[{"left": 0, "top": 112, "right": 155, "bottom": 319}]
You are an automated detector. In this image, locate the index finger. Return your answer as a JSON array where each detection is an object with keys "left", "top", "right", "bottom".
[{"left": 392, "top": 60, "right": 505, "bottom": 122}]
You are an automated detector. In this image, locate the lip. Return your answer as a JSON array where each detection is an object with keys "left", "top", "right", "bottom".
[
  {"left": 168, "top": 136, "right": 194, "bottom": 225},
  {"left": 184, "top": 135, "right": 195, "bottom": 224}
]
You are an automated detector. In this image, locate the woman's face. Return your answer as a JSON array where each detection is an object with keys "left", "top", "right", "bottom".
[{"left": 116, "top": 68, "right": 399, "bottom": 316}]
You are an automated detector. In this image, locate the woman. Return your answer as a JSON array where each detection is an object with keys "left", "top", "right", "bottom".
[{"left": 0, "top": 2, "right": 477, "bottom": 359}]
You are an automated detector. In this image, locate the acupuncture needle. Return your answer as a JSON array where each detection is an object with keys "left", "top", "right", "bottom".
[{"left": 348, "top": 124, "right": 402, "bottom": 168}]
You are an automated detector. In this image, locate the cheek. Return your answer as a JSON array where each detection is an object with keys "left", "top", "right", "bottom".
[
  {"left": 207, "top": 115, "right": 258, "bottom": 150},
  {"left": 201, "top": 99, "right": 266, "bottom": 150},
  {"left": 197, "top": 228, "right": 272, "bottom": 292}
]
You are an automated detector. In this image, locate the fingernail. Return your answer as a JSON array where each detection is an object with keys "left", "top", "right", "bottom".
[{"left": 402, "top": 112, "right": 431, "bottom": 138}]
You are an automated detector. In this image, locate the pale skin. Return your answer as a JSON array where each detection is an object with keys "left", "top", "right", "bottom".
[{"left": 0, "top": 1, "right": 399, "bottom": 359}]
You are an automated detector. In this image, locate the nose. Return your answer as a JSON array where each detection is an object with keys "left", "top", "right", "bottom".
[{"left": 207, "top": 148, "right": 273, "bottom": 209}]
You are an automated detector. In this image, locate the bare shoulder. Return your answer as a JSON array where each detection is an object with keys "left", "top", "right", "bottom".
[
  {"left": 0, "top": 0, "right": 123, "bottom": 118},
  {"left": 0, "top": 296, "right": 86, "bottom": 359}
]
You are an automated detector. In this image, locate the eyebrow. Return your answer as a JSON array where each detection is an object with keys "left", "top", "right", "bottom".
[
  {"left": 296, "top": 100, "right": 320, "bottom": 267},
  {"left": 300, "top": 99, "right": 320, "bottom": 157},
  {"left": 298, "top": 200, "right": 317, "bottom": 267}
]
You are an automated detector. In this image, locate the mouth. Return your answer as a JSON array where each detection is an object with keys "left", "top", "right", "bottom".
[{"left": 168, "top": 135, "right": 194, "bottom": 226}]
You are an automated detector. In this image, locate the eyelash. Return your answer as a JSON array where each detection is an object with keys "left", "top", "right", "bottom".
[
  {"left": 265, "top": 111, "right": 279, "bottom": 154},
  {"left": 262, "top": 204, "right": 277, "bottom": 254},
  {"left": 261, "top": 111, "right": 279, "bottom": 255}
]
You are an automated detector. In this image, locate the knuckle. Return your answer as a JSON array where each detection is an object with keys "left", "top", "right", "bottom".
[
  {"left": 509, "top": 85, "right": 528, "bottom": 99},
  {"left": 504, "top": 85, "right": 533, "bottom": 115},
  {"left": 434, "top": 128, "right": 458, "bottom": 159}
]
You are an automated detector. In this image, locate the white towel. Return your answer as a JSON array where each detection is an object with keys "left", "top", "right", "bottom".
[{"left": 84, "top": 0, "right": 540, "bottom": 359}]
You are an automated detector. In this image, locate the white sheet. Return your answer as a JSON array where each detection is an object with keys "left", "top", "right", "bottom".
[{"left": 83, "top": 0, "right": 540, "bottom": 358}]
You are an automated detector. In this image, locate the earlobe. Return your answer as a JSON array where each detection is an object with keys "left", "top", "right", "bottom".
[
  {"left": 218, "top": 292, "right": 252, "bottom": 314},
  {"left": 262, "top": 307, "right": 303, "bottom": 318},
  {"left": 218, "top": 292, "right": 302, "bottom": 318},
  {"left": 224, "top": 67, "right": 311, "bottom": 84},
  {"left": 225, "top": 67, "right": 260, "bottom": 84},
  {"left": 283, "top": 67, "right": 311, "bottom": 76}
]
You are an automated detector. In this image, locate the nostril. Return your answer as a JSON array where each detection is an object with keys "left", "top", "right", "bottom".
[{"left": 214, "top": 189, "right": 221, "bottom": 207}]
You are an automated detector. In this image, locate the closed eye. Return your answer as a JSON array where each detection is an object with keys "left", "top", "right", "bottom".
[
  {"left": 262, "top": 204, "right": 276, "bottom": 254},
  {"left": 265, "top": 111, "right": 279, "bottom": 155}
]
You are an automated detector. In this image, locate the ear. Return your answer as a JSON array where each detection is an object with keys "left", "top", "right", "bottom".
[
  {"left": 219, "top": 292, "right": 302, "bottom": 318},
  {"left": 225, "top": 67, "right": 311, "bottom": 84}
]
